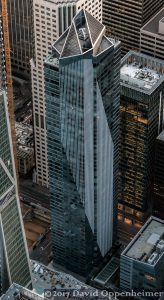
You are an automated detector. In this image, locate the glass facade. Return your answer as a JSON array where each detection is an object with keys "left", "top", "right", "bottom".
[
  {"left": 8, "top": 0, "right": 33, "bottom": 77},
  {"left": 45, "top": 10, "right": 121, "bottom": 277},
  {"left": 118, "top": 52, "right": 164, "bottom": 235},
  {"left": 0, "top": 91, "right": 31, "bottom": 294},
  {"left": 153, "top": 131, "right": 164, "bottom": 219}
]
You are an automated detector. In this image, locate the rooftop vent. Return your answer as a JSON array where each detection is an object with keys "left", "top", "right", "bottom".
[
  {"left": 159, "top": 17, "right": 164, "bottom": 34},
  {"left": 78, "top": 28, "right": 88, "bottom": 41},
  {"left": 147, "top": 252, "right": 158, "bottom": 264}
]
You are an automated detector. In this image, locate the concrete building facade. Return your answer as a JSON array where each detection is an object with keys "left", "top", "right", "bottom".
[
  {"left": 120, "top": 217, "right": 164, "bottom": 291},
  {"left": 32, "top": 0, "right": 102, "bottom": 187},
  {"left": 103, "top": 0, "right": 163, "bottom": 55},
  {"left": 140, "top": 7, "right": 164, "bottom": 61},
  {"left": 45, "top": 10, "right": 120, "bottom": 276}
]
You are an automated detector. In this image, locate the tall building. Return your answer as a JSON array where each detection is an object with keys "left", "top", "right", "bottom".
[
  {"left": 0, "top": 90, "right": 31, "bottom": 294},
  {"left": 153, "top": 131, "right": 164, "bottom": 220},
  {"left": 7, "top": 0, "right": 33, "bottom": 78},
  {"left": 140, "top": 7, "right": 164, "bottom": 61},
  {"left": 103, "top": 0, "right": 163, "bottom": 55},
  {"left": 45, "top": 9, "right": 121, "bottom": 277},
  {"left": 118, "top": 51, "right": 164, "bottom": 242},
  {"left": 32, "top": 0, "right": 102, "bottom": 187},
  {"left": 120, "top": 217, "right": 164, "bottom": 291}
]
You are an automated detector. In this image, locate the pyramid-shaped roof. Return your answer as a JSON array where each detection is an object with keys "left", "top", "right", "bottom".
[
  {"left": 61, "top": 22, "right": 82, "bottom": 58},
  {"left": 85, "top": 10, "right": 104, "bottom": 45},
  {"left": 53, "top": 9, "right": 112, "bottom": 59}
]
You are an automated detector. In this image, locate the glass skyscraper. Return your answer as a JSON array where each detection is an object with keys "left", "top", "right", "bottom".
[
  {"left": 45, "top": 10, "right": 121, "bottom": 277},
  {"left": 0, "top": 90, "right": 31, "bottom": 294},
  {"left": 118, "top": 51, "right": 164, "bottom": 242}
]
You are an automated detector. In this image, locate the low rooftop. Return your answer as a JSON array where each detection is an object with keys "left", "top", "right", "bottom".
[
  {"left": 16, "top": 122, "right": 33, "bottom": 148},
  {"left": 30, "top": 260, "right": 88, "bottom": 296},
  {"left": 120, "top": 51, "right": 164, "bottom": 94},
  {"left": 122, "top": 217, "right": 164, "bottom": 266},
  {"left": 17, "top": 146, "right": 34, "bottom": 159},
  {"left": 94, "top": 257, "right": 119, "bottom": 286},
  {"left": 1, "top": 283, "right": 43, "bottom": 300},
  {"left": 141, "top": 7, "right": 164, "bottom": 36}
]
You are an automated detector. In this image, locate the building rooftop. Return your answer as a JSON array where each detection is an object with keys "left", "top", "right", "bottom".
[
  {"left": 17, "top": 146, "right": 34, "bottom": 160},
  {"left": 93, "top": 257, "right": 119, "bottom": 286},
  {"left": 30, "top": 260, "right": 88, "bottom": 296},
  {"left": 50, "top": 9, "right": 115, "bottom": 60},
  {"left": 157, "top": 130, "right": 164, "bottom": 142},
  {"left": 16, "top": 122, "right": 33, "bottom": 148},
  {"left": 1, "top": 283, "right": 43, "bottom": 300},
  {"left": 120, "top": 51, "right": 164, "bottom": 94},
  {"left": 141, "top": 7, "right": 164, "bottom": 36},
  {"left": 122, "top": 217, "right": 164, "bottom": 266}
]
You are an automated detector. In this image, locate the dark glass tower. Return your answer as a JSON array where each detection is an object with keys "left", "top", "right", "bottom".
[
  {"left": 118, "top": 51, "right": 164, "bottom": 242},
  {"left": 153, "top": 131, "right": 164, "bottom": 220},
  {"left": 45, "top": 10, "right": 121, "bottom": 277},
  {"left": 8, "top": 0, "right": 33, "bottom": 77}
]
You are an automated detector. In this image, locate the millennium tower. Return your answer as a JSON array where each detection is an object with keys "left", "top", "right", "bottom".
[
  {"left": 32, "top": 0, "right": 102, "bottom": 187},
  {"left": 45, "top": 10, "right": 121, "bottom": 276},
  {"left": 0, "top": 90, "right": 31, "bottom": 294}
]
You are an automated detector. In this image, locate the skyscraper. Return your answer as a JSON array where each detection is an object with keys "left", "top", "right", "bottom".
[
  {"left": 32, "top": 0, "right": 102, "bottom": 187},
  {"left": 0, "top": 90, "right": 31, "bottom": 294},
  {"left": 103, "top": 0, "right": 163, "bottom": 55},
  {"left": 8, "top": 0, "right": 33, "bottom": 78},
  {"left": 45, "top": 9, "right": 121, "bottom": 277},
  {"left": 153, "top": 131, "right": 164, "bottom": 220},
  {"left": 118, "top": 51, "right": 164, "bottom": 242}
]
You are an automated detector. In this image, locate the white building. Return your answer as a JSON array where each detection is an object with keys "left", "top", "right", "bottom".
[
  {"left": 32, "top": 0, "right": 102, "bottom": 187},
  {"left": 140, "top": 7, "right": 164, "bottom": 60},
  {"left": 120, "top": 217, "right": 164, "bottom": 291}
]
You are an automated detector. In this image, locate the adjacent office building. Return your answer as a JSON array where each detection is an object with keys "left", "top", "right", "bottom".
[
  {"left": 32, "top": 0, "right": 102, "bottom": 187},
  {"left": 120, "top": 217, "right": 164, "bottom": 291},
  {"left": 0, "top": 90, "right": 31, "bottom": 294},
  {"left": 153, "top": 131, "right": 164, "bottom": 220},
  {"left": 103, "top": 0, "right": 163, "bottom": 55},
  {"left": 118, "top": 51, "right": 164, "bottom": 241},
  {"left": 8, "top": 0, "right": 33, "bottom": 78},
  {"left": 140, "top": 7, "right": 164, "bottom": 61},
  {"left": 45, "top": 10, "right": 121, "bottom": 276}
]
